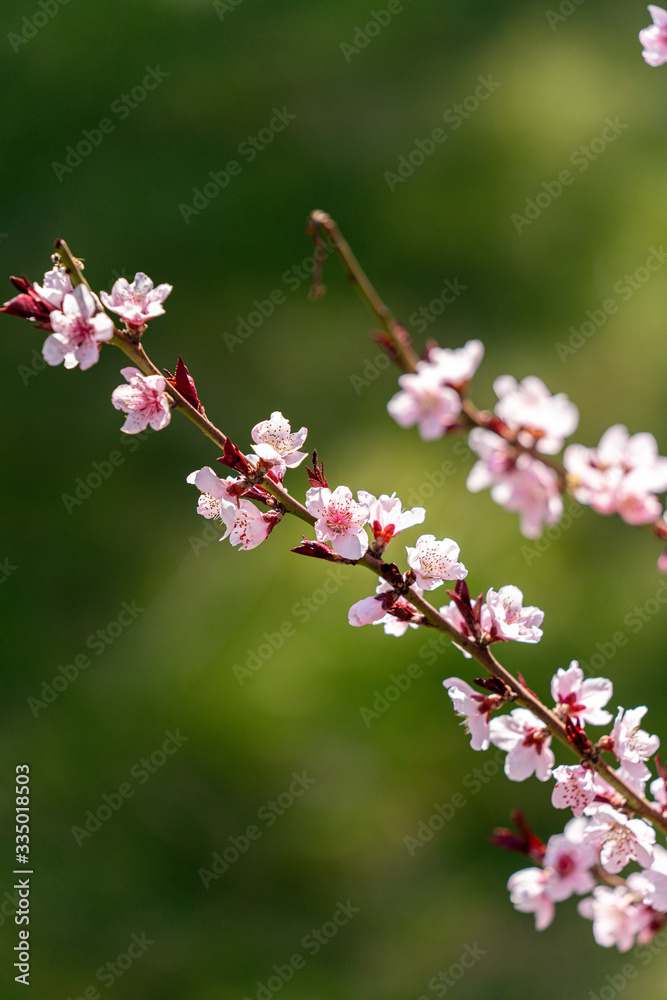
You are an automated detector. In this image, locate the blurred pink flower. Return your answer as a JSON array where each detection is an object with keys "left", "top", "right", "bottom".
[{"left": 640, "top": 5, "right": 667, "bottom": 66}]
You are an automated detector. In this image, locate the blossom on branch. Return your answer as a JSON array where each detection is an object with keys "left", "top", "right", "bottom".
[
  {"left": 541, "top": 820, "right": 597, "bottom": 902},
  {"left": 443, "top": 676, "right": 500, "bottom": 750},
  {"left": 305, "top": 485, "right": 370, "bottom": 559},
  {"left": 100, "top": 272, "right": 172, "bottom": 328},
  {"left": 507, "top": 867, "right": 555, "bottom": 930},
  {"left": 374, "top": 579, "right": 424, "bottom": 635},
  {"left": 387, "top": 363, "right": 462, "bottom": 440},
  {"left": 550, "top": 661, "right": 613, "bottom": 726},
  {"left": 564, "top": 425, "right": 667, "bottom": 526},
  {"left": 34, "top": 267, "right": 73, "bottom": 309},
  {"left": 111, "top": 367, "right": 172, "bottom": 434},
  {"left": 489, "top": 708, "right": 554, "bottom": 781},
  {"left": 187, "top": 465, "right": 278, "bottom": 550},
  {"left": 427, "top": 338, "right": 484, "bottom": 391},
  {"left": 610, "top": 706, "right": 660, "bottom": 780},
  {"left": 492, "top": 375, "right": 579, "bottom": 454},
  {"left": 508, "top": 820, "right": 610, "bottom": 931},
  {"left": 357, "top": 490, "right": 425, "bottom": 551},
  {"left": 249, "top": 411, "right": 308, "bottom": 477},
  {"left": 42, "top": 285, "right": 114, "bottom": 370},
  {"left": 467, "top": 429, "right": 563, "bottom": 538},
  {"left": 551, "top": 765, "right": 597, "bottom": 816},
  {"left": 405, "top": 534, "right": 467, "bottom": 590},
  {"left": 482, "top": 586, "right": 544, "bottom": 643},
  {"left": 578, "top": 884, "right": 655, "bottom": 952},
  {"left": 348, "top": 593, "right": 393, "bottom": 627},
  {"left": 581, "top": 804, "right": 655, "bottom": 873},
  {"left": 219, "top": 502, "right": 280, "bottom": 550},
  {"left": 187, "top": 466, "right": 241, "bottom": 517}
]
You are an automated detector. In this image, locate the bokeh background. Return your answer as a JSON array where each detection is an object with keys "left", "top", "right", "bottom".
[{"left": 2, "top": 1, "right": 667, "bottom": 997}]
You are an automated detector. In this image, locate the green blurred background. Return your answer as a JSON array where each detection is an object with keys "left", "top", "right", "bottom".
[{"left": 2, "top": 1, "right": 667, "bottom": 997}]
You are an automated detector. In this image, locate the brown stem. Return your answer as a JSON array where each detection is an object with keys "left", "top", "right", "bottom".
[{"left": 306, "top": 210, "right": 420, "bottom": 374}]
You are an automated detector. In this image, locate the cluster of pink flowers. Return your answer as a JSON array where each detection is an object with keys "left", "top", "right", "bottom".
[
  {"left": 188, "top": 412, "right": 307, "bottom": 550},
  {"left": 564, "top": 425, "right": 667, "bottom": 526},
  {"left": 387, "top": 339, "right": 483, "bottom": 440},
  {"left": 386, "top": 341, "right": 580, "bottom": 538},
  {"left": 386, "top": 336, "right": 667, "bottom": 559},
  {"left": 445, "top": 657, "right": 667, "bottom": 950},
  {"left": 5, "top": 31, "right": 667, "bottom": 954},
  {"left": 465, "top": 373, "right": 578, "bottom": 538},
  {"left": 2, "top": 266, "right": 175, "bottom": 433},
  {"left": 36, "top": 267, "right": 172, "bottom": 373}
]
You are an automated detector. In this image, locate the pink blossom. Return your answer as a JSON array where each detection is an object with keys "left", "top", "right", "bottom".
[
  {"left": 493, "top": 375, "right": 579, "bottom": 454},
  {"left": 610, "top": 706, "right": 660, "bottom": 780},
  {"left": 493, "top": 457, "right": 564, "bottom": 539},
  {"left": 387, "top": 363, "right": 462, "bottom": 440},
  {"left": 578, "top": 885, "right": 653, "bottom": 951},
  {"left": 550, "top": 661, "right": 612, "bottom": 726},
  {"left": 615, "top": 470, "right": 665, "bottom": 525},
  {"left": 187, "top": 466, "right": 278, "bottom": 550},
  {"left": 564, "top": 425, "right": 667, "bottom": 526},
  {"left": 482, "top": 586, "right": 544, "bottom": 643},
  {"left": 507, "top": 867, "right": 555, "bottom": 930},
  {"left": 405, "top": 534, "right": 467, "bottom": 590},
  {"left": 373, "top": 580, "right": 422, "bottom": 635},
  {"left": 466, "top": 428, "right": 515, "bottom": 491},
  {"left": 249, "top": 411, "right": 308, "bottom": 475},
  {"left": 551, "top": 765, "right": 597, "bottom": 816},
  {"left": 219, "top": 501, "right": 279, "bottom": 550},
  {"left": 428, "top": 339, "right": 484, "bottom": 390},
  {"left": 111, "top": 367, "right": 172, "bottom": 434},
  {"left": 581, "top": 804, "right": 655, "bottom": 873},
  {"left": 33, "top": 267, "right": 72, "bottom": 308},
  {"left": 466, "top": 427, "right": 516, "bottom": 493},
  {"left": 305, "top": 486, "right": 369, "bottom": 559},
  {"left": 348, "top": 594, "right": 392, "bottom": 627},
  {"left": 467, "top": 431, "right": 563, "bottom": 538},
  {"left": 357, "top": 491, "right": 425, "bottom": 549},
  {"left": 542, "top": 822, "right": 597, "bottom": 901},
  {"left": 42, "top": 285, "right": 114, "bottom": 370},
  {"left": 563, "top": 443, "right": 620, "bottom": 516},
  {"left": 640, "top": 5, "right": 667, "bottom": 66},
  {"left": 187, "top": 465, "right": 241, "bottom": 518},
  {"left": 100, "top": 272, "right": 172, "bottom": 327},
  {"left": 489, "top": 708, "right": 554, "bottom": 781},
  {"left": 443, "top": 676, "right": 501, "bottom": 750}
]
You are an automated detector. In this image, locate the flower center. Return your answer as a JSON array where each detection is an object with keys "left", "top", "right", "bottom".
[{"left": 325, "top": 504, "right": 355, "bottom": 533}]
